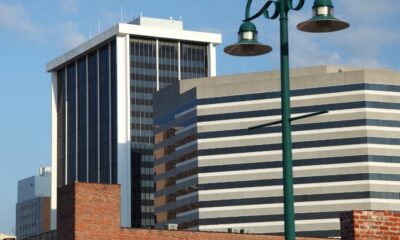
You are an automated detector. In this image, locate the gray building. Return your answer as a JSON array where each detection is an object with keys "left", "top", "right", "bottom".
[
  {"left": 153, "top": 66, "right": 400, "bottom": 237},
  {"left": 16, "top": 167, "right": 51, "bottom": 240},
  {"left": 46, "top": 16, "right": 221, "bottom": 229}
]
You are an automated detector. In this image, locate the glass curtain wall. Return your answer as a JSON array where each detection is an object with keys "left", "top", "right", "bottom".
[
  {"left": 56, "top": 69, "right": 66, "bottom": 188},
  {"left": 99, "top": 45, "right": 110, "bottom": 183},
  {"left": 77, "top": 57, "right": 87, "bottom": 181},
  {"left": 110, "top": 41, "right": 117, "bottom": 183},
  {"left": 56, "top": 40, "right": 117, "bottom": 188},
  {"left": 130, "top": 38, "right": 157, "bottom": 227},
  {"left": 180, "top": 43, "right": 208, "bottom": 79},
  {"left": 130, "top": 38, "right": 209, "bottom": 228},
  {"left": 66, "top": 63, "right": 77, "bottom": 185},
  {"left": 159, "top": 41, "right": 179, "bottom": 87},
  {"left": 88, "top": 51, "right": 99, "bottom": 182}
]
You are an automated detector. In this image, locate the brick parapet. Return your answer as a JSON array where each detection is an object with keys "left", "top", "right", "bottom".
[
  {"left": 119, "top": 228, "right": 327, "bottom": 240},
  {"left": 341, "top": 210, "right": 400, "bottom": 240},
  {"left": 57, "top": 182, "right": 330, "bottom": 239}
]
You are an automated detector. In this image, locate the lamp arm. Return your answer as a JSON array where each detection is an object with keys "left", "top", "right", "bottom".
[
  {"left": 288, "top": 0, "right": 305, "bottom": 11},
  {"left": 244, "top": 0, "right": 277, "bottom": 21},
  {"left": 264, "top": 1, "right": 280, "bottom": 19},
  {"left": 245, "top": 0, "right": 306, "bottom": 22}
]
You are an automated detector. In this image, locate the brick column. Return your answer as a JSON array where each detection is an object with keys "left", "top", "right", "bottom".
[
  {"left": 341, "top": 210, "right": 400, "bottom": 240},
  {"left": 57, "top": 183, "right": 121, "bottom": 240}
]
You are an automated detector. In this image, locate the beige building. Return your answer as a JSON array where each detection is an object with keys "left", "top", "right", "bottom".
[
  {"left": 0, "top": 233, "right": 16, "bottom": 240},
  {"left": 153, "top": 65, "right": 400, "bottom": 238}
]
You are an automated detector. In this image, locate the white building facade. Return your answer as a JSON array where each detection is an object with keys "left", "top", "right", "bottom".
[{"left": 46, "top": 17, "right": 221, "bottom": 229}]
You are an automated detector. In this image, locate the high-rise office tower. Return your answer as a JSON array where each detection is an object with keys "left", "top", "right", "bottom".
[
  {"left": 16, "top": 167, "right": 51, "bottom": 240},
  {"left": 46, "top": 16, "right": 221, "bottom": 229}
]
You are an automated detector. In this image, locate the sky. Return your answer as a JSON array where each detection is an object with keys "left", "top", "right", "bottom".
[{"left": 0, "top": 0, "right": 399, "bottom": 235}]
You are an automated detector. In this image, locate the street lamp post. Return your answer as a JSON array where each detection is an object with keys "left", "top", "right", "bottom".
[{"left": 224, "top": 1, "right": 349, "bottom": 239}]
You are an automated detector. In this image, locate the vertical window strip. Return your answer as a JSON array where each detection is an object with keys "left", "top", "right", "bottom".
[
  {"left": 86, "top": 55, "right": 89, "bottom": 182},
  {"left": 57, "top": 68, "right": 66, "bottom": 187},
  {"left": 88, "top": 50, "right": 99, "bottom": 183},
  {"left": 66, "top": 62, "right": 77, "bottom": 184},
  {"left": 110, "top": 40, "right": 118, "bottom": 184},
  {"left": 77, "top": 57, "right": 87, "bottom": 182}
]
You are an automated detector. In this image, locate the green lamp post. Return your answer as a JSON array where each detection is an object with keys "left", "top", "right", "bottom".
[{"left": 224, "top": 0, "right": 349, "bottom": 239}]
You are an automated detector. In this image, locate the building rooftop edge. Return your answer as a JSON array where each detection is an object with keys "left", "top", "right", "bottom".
[
  {"left": 46, "top": 20, "right": 222, "bottom": 72},
  {"left": 182, "top": 64, "right": 397, "bottom": 83},
  {"left": 155, "top": 64, "right": 399, "bottom": 100}
]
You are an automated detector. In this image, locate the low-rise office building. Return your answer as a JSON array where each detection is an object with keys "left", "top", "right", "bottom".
[
  {"left": 16, "top": 167, "right": 51, "bottom": 240},
  {"left": 153, "top": 65, "right": 400, "bottom": 237}
]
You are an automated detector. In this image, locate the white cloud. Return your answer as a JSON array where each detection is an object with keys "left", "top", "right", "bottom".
[
  {"left": 54, "top": 22, "right": 87, "bottom": 50},
  {"left": 277, "top": 4, "right": 400, "bottom": 69},
  {"left": 285, "top": 12, "right": 342, "bottom": 67},
  {"left": 59, "top": 0, "right": 79, "bottom": 14},
  {"left": 0, "top": 1, "right": 42, "bottom": 40},
  {"left": 289, "top": 32, "right": 342, "bottom": 67},
  {"left": 0, "top": 1, "right": 86, "bottom": 51},
  {"left": 331, "top": 26, "right": 399, "bottom": 67}
]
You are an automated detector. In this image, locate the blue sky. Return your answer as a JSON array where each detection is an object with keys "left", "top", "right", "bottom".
[{"left": 0, "top": 0, "right": 399, "bottom": 234}]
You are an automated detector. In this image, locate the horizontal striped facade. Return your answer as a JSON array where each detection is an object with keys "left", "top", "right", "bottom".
[{"left": 153, "top": 66, "right": 400, "bottom": 238}]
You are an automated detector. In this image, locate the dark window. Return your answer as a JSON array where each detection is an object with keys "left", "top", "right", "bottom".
[
  {"left": 88, "top": 51, "right": 99, "bottom": 182},
  {"left": 99, "top": 45, "right": 110, "bottom": 183},
  {"left": 159, "top": 41, "right": 178, "bottom": 85},
  {"left": 67, "top": 62, "right": 77, "bottom": 184},
  {"left": 180, "top": 42, "right": 208, "bottom": 79},
  {"left": 57, "top": 69, "right": 66, "bottom": 187},
  {"left": 110, "top": 40, "right": 118, "bottom": 184},
  {"left": 77, "top": 57, "right": 87, "bottom": 181}
]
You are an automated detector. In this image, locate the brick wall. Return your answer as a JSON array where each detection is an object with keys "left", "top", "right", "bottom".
[
  {"left": 341, "top": 210, "right": 400, "bottom": 240},
  {"left": 41, "top": 197, "right": 51, "bottom": 233},
  {"left": 120, "top": 228, "right": 326, "bottom": 240},
  {"left": 57, "top": 183, "right": 121, "bottom": 240},
  {"left": 57, "top": 182, "right": 327, "bottom": 240}
]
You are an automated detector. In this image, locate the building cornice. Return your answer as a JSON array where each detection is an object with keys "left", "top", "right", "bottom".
[{"left": 46, "top": 23, "right": 222, "bottom": 72}]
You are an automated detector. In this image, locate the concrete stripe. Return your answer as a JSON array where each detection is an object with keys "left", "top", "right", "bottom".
[
  {"left": 197, "top": 108, "right": 400, "bottom": 127},
  {"left": 197, "top": 218, "right": 338, "bottom": 230},
  {"left": 198, "top": 126, "right": 400, "bottom": 144},
  {"left": 196, "top": 90, "right": 400, "bottom": 111}
]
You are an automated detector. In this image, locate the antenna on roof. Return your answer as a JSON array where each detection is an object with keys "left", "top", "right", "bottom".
[
  {"left": 179, "top": 16, "right": 182, "bottom": 21},
  {"left": 140, "top": 11, "right": 143, "bottom": 17},
  {"left": 98, "top": 19, "right": 101, "bottom": 33}
]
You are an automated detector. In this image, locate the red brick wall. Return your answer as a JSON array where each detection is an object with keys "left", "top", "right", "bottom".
[
  {"left": 56, "top": 182, "right": 327, "bottom": 240},
  {"left": 341, "top": 210, "right": 400, "bottom": 240},
  {"left": 57, "top": 183, "right": 121, "bottom": 240},
  {"left": 120, "top": 228, "right": 327, "bottom": 240},
  {"left": 41, "top": 197, "right": 51, "bottom": 233}
]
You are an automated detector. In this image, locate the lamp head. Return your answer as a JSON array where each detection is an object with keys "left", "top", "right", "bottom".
[
  {"left": 224, "top": 21, "right": 272, "bottom": 57},
  {"left": 297, "top": 0, "right": 349, "bottom": 33}
]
